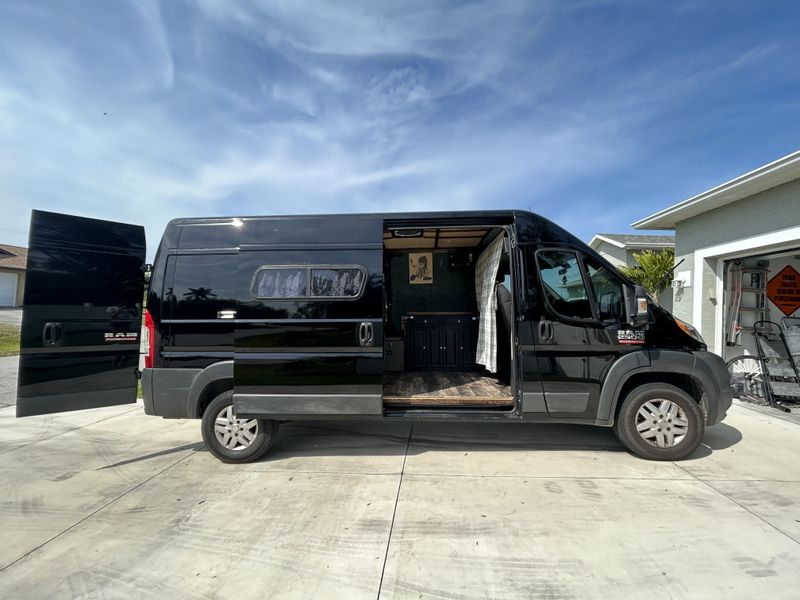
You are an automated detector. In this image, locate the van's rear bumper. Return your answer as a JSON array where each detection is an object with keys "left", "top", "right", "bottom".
[{"left": 141, "top": 367, "right": 202, "bottom": 418}]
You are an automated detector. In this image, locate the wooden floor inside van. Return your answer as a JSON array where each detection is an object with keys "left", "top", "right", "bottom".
[{"left": 383, "top": 371, "right": 513, "bottom": 408}]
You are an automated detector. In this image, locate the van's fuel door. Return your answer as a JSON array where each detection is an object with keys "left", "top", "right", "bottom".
[{"left": 16, "top": 210, "right": 146, "bottom": 417}]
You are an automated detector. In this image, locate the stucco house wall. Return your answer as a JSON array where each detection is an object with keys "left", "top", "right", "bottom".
[
  {"left": 673, "top": 177, "right": 800, "bottom": 346},
  {"left": 596, "top": 243, "right": 628, "bottom": 268}
]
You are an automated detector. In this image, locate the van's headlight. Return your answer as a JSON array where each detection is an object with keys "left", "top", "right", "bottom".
[{"left": 675, "top": 317, "right": 705, "bottom": 344}]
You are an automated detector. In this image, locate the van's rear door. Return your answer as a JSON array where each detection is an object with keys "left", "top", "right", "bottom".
[{"left": 16, "top": 210, "right": 146, "bottom": 417}]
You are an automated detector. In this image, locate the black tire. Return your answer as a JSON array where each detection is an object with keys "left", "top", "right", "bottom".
[
  {"left": 613, "top": 383, "right": 704, "bottom": 461},
  {"left": 201, "top": 390, "right": 278, "bottom": 464}
]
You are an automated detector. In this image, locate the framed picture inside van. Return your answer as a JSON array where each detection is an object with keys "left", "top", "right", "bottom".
[{"left": 409, "top": 252, "right": 433, "bottom": 284}]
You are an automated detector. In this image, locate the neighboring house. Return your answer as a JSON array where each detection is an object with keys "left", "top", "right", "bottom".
[
  {"left": 589, "top": 233, "right": 675, "bottom": 311},
  {"left": 632, "top": 149, "right": 800, "bottom": 360},
  {"left": 0, "top": 244, "right": 27, "bottom": 307}
]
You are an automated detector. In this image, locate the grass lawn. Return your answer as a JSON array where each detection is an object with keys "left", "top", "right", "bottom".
[{"left": 0, "top": 323, "right": 20, "bottom": 357}]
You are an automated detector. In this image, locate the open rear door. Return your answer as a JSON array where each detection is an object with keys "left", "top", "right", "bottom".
[{"left": 16, "top": 210, "right": 146, "bottom": 417}]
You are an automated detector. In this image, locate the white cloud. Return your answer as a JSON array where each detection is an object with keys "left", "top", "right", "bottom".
[{"left": 0, "top": 0, "right": 792, "bottom": 256}]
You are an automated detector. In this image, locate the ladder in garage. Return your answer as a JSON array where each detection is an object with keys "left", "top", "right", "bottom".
[{"left": 753, "top": 320, "right": 800, "bottom": 411}]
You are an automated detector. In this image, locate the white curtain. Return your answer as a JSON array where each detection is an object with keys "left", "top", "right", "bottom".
[{"left": 475, "top": 233, "right": 505, "bottom": 372}]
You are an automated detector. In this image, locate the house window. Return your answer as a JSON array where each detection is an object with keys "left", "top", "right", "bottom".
[{"left": 251, "top": 265, "right": 366, "bottom": 300}]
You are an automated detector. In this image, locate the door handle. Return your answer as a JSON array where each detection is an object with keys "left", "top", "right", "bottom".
[
  {"left": 538, "top": 319, "right": 553, "bottom": 343},
  {"left": 217, "top": 310, "right": 236, "bottom": 319},
  {"left": 42, "top": 322, "right": 64, "bottom": 347},
  {"left": 358, "top": 322, "right": 374, "bottom": 347}
]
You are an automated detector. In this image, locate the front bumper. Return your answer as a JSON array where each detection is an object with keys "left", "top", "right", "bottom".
[{"left": 693, "top": 351, "right": 733, "bottom": 426}]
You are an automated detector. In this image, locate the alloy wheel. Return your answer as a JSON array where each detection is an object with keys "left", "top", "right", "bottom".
[
  {"left": 214, "top": 405, "right": 259, "bottom": 451},
  {"left": 635, "top": 399, "right": 689, "bottom": 448}
]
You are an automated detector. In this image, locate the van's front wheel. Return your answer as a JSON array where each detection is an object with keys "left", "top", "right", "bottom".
[
  {"left": 614, "top": 383, "right": 704, "bottom": 461},
  {"left": 201, "top": 390, "right": 277, "bottom": 463}
]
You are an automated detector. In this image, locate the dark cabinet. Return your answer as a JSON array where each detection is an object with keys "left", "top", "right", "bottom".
[{"left": 405, "top": 314, "right": 478, "bottom": 371}]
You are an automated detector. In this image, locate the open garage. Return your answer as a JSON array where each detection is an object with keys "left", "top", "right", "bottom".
[{"left": 634, "top": 150, "right": 800, "bottom": 409}]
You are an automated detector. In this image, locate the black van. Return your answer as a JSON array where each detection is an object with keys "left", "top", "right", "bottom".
[{"left": 16, "top": 209, "right": 731, "bottom": 463}]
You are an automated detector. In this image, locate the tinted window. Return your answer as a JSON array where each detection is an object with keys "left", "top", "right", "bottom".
[
  {"left": 536, "top": 250, "right": 593, "bottom": 319},
  {"left": 252, "top": 266, "right": 366, "bottom": 300},
  {"left": 310, "top": 268, "right": 365, "bottom": 298},
  {"left": 585, "top": 258, "right": 624, "bottom": 321},
  {"left": 253, "top": 268, "right": 308, "bottom": 299},
  {"left": 171, "top": 254, "right": 238, "bottom": 319}
]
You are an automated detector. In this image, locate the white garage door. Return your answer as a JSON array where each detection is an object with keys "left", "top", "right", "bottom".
[{"left": 0, "top": 272, "right": 18, "bottom": 306}]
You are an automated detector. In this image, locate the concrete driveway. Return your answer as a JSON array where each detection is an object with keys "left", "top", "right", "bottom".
[
  {"left": 0, "top": 308, "right": 21, "bottom": 327},
  {"left": 1, "top": 356, "right": 799, "bottom": 599}
]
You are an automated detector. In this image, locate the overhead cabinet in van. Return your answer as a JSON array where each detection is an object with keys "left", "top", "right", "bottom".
[{"left": 16, "top": 209, "right": 732, "bottom": 463}]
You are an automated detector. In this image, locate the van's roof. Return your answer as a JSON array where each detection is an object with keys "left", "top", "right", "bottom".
[
  {"left": 161, "top": 209, "right": 599, "bottom": 258},
  {"left": 168, "top": 209, "right": 528, "bottom": 225}
]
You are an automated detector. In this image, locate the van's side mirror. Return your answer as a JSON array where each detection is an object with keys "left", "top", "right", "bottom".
[{"left": 623, "top": 284, "right": 650, "bottom": 327}]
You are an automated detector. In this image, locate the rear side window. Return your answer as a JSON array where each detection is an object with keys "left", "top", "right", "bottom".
[
  {"left": 170, "top": 254, "right": 238, "bottom": 319},
  {"left": 536, "top": 250, "right": 593, "bottom": 319},
  {"left": 253, "top": 268, "right": 308, "bottom": 299},
  {"left": 252, "top": 266, "right": 366, "bottom": 300},
  {"left": 310, "top": 268, "right": 365, "bottom": 297}
]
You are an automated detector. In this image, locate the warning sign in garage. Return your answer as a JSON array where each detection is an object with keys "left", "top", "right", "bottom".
[{"left": 767, "top": 265, "right": 800, "bottom": 316}]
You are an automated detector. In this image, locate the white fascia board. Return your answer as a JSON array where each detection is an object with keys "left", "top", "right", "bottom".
[
  {"left": 589, "top": 234, "right": 625, "bottom": 249},
  {"left": 625, "top": 242, "right": 675, "bottom": 249},
  {"left": 631, "top": 149, "right": 800, "bottom": 230}
]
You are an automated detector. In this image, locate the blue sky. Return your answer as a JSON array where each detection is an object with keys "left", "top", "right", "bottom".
[{"left": 1, "top": 1, "right": 799, "bottom": 255}]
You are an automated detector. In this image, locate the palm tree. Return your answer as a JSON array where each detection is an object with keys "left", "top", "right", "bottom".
[{"left": 617, "top": 249, "right": 675, "bottom": 304}]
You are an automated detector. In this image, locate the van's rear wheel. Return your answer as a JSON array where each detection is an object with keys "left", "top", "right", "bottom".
[
  {"left": 201, "top": 390, "right": 277, "bottom": 463},
  {"left": 614, "top": 383, "right": 704, "bottom": 461}
]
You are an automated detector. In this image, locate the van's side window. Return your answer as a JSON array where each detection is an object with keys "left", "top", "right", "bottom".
[
  {"left": 171, "top": 254, "right": 238, "bottom": 319},
  {"left": 253, "top": 268, "right": 308, "bottom": 299},
  {"left": 310, "top": 268, "right": 365, "bottom": 298},
  {"left": 584, "top": 258, "right": 624, "bottom": 321},
  {"left": 252, "top": 266, "right": 366, "bottom": 300},
  {"left": 536, "top": 250, "right": 593, "bottom": 319}
]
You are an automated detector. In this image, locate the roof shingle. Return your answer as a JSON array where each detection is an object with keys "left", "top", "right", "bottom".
[{"left": 0, "top": 244, "right": 28, "bottom": 270}]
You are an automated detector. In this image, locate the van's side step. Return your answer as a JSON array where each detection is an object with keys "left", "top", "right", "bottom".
[{"left": 383, "top": 395, "right": 513, "bottom": 408}]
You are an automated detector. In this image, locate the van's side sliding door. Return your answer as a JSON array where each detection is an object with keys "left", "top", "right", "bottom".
[
  {"left": 233, "top": 215, "right": 384, "bottom": 418},
  {"left": 16, "top": 210, "right": 145, "bottom": 417}
]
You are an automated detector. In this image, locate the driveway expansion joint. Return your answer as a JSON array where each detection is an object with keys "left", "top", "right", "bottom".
[
  {"left": 0, "top": 407, "right": 141, "bottom": 455},
  {"left": 376, "top": 423, "right": 413, "bottom": 600},
  {"left": 672, "top": 462, "right": 800, "bottom": 546},
  {"left": 0, "top": 448, "right": 200, "bottom": 573}
]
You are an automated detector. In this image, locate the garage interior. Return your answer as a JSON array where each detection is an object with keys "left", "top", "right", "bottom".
[{"left": 723, "top": 247, "right": 800, "bottom": 410}]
